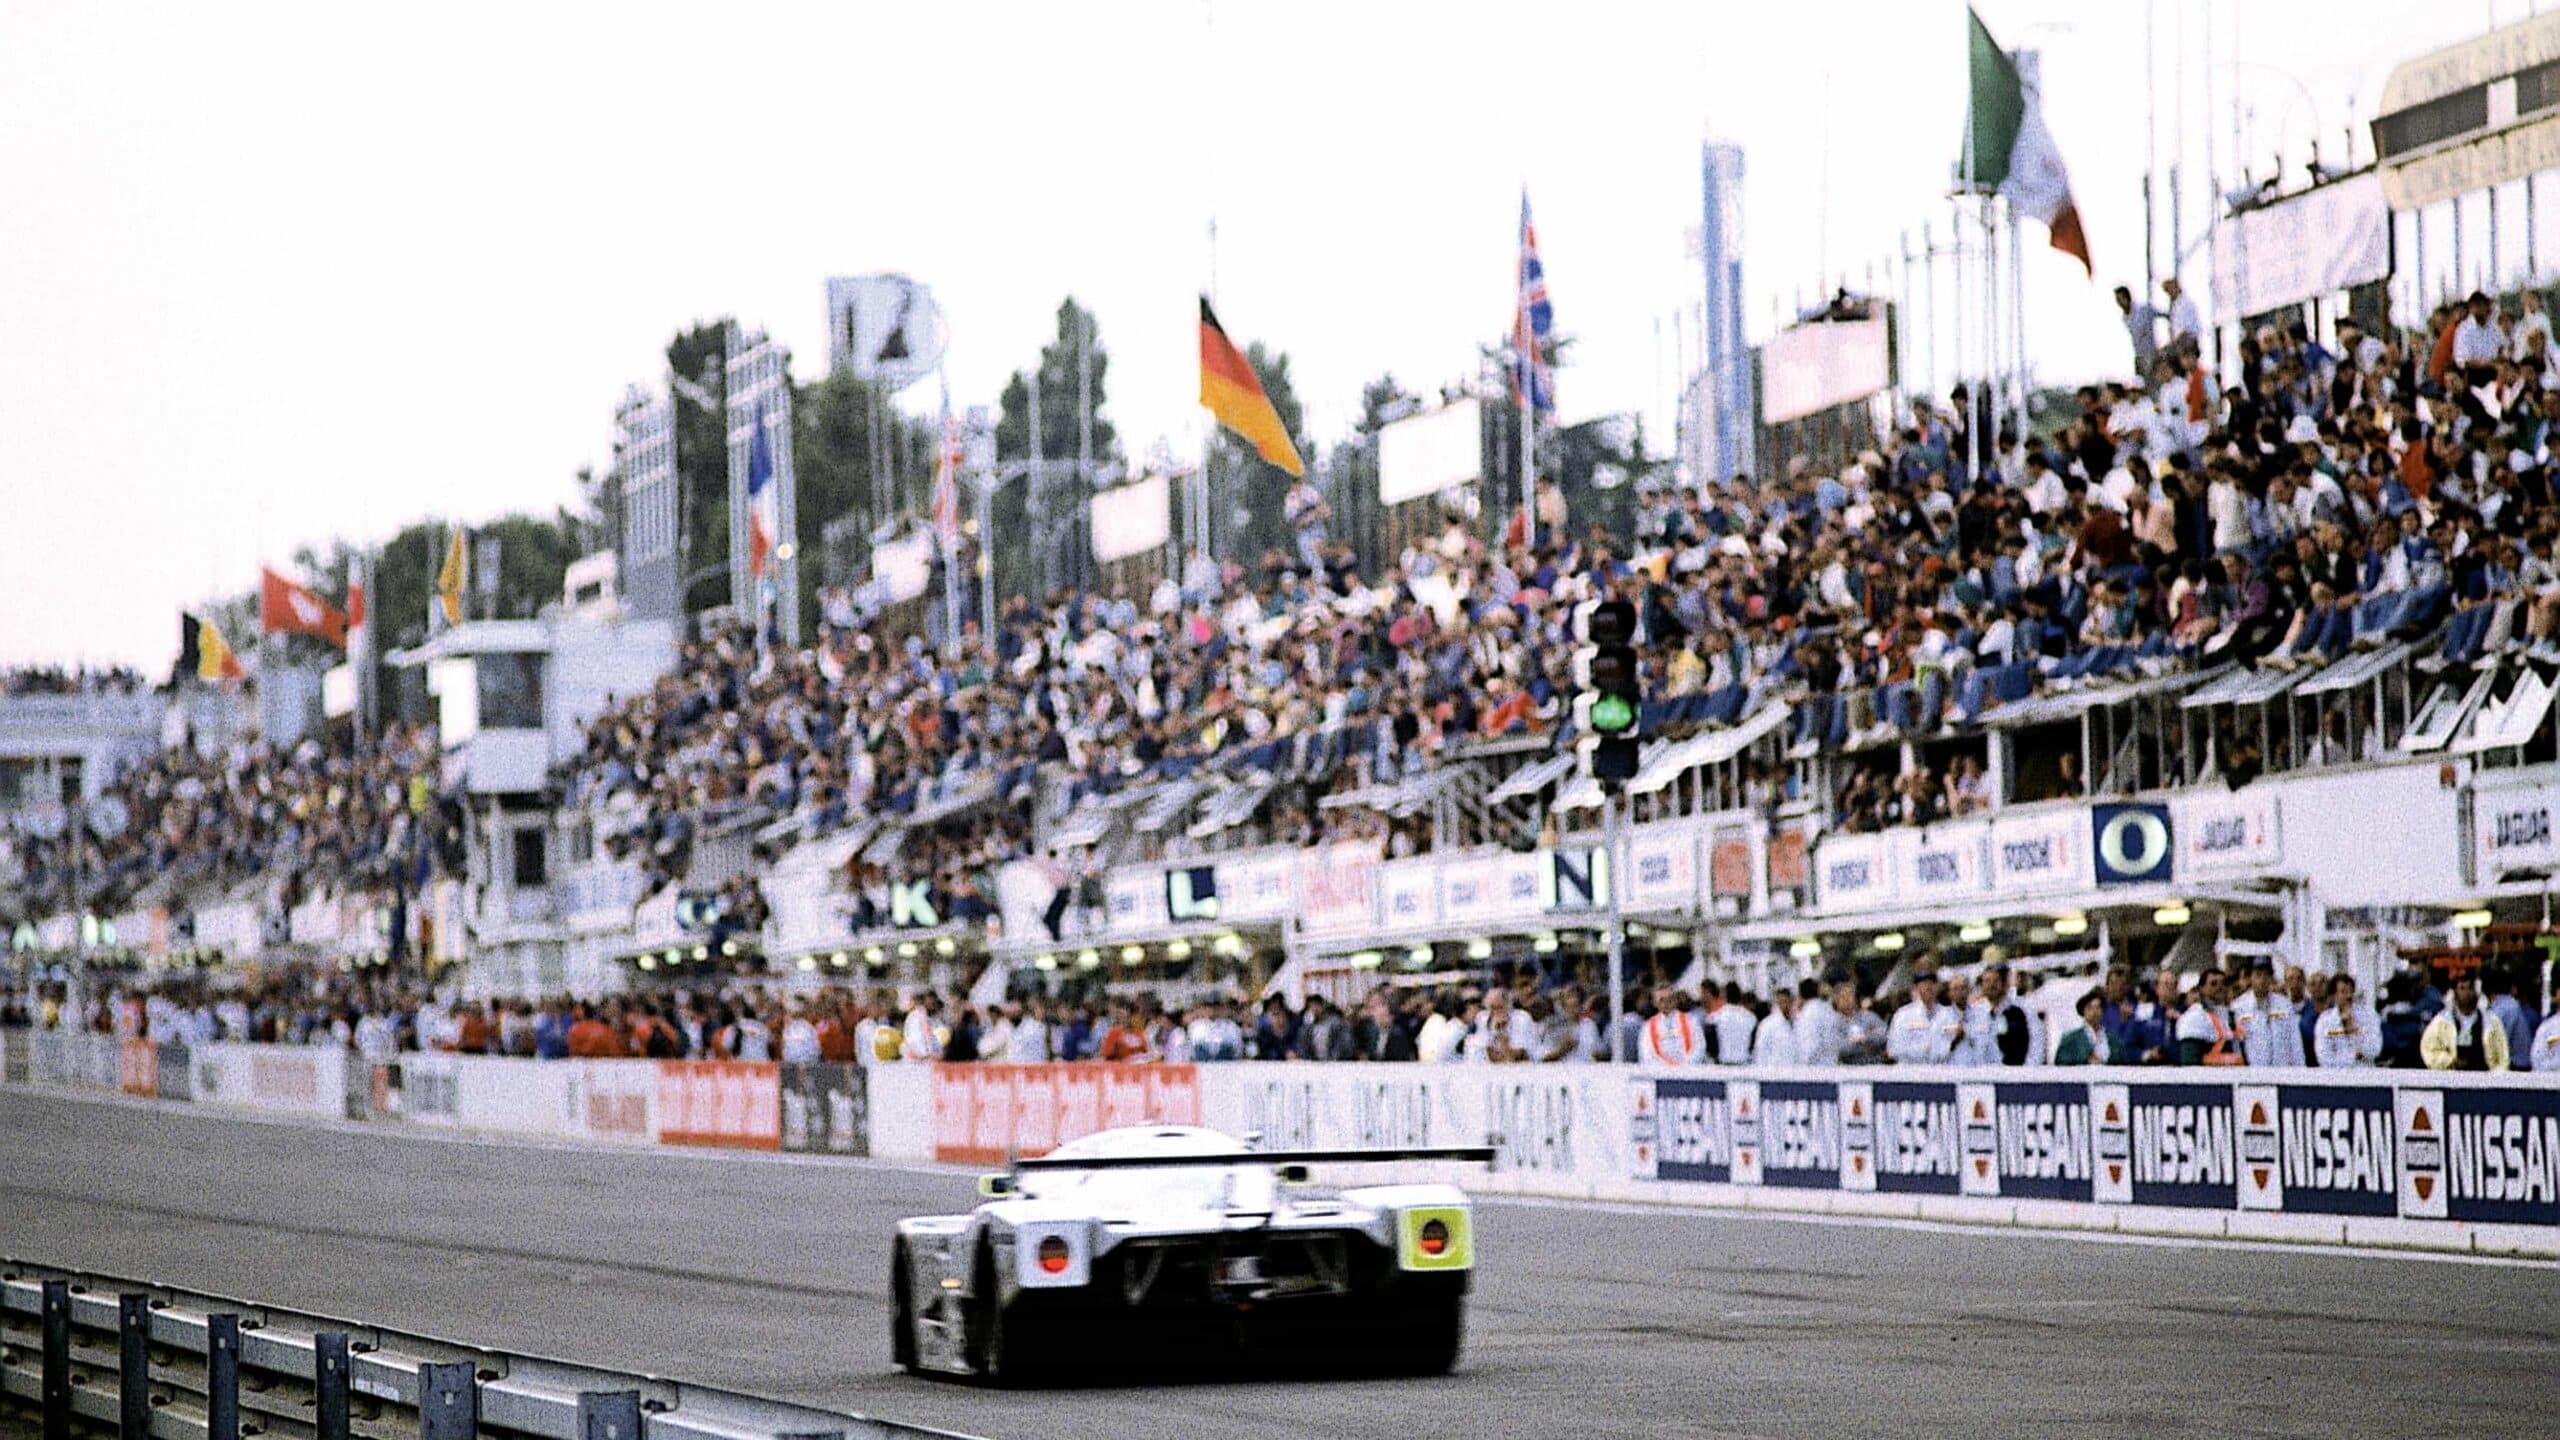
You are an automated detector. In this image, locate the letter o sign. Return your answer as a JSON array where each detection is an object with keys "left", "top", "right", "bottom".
[{"left": 2095, "top": 806, "right": 2171, "bottom": 883}]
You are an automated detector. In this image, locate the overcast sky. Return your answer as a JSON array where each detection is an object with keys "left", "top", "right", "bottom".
[{"left": 0, "top": 0, "right": 2531, "bottom": 672}]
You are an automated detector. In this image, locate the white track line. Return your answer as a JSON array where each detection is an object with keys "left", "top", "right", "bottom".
[{"left": 12, "top": 1084, "right": 2552, "bottom": 1271}]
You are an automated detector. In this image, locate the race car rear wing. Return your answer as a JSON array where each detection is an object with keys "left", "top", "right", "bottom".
[{"left": 1013, "top": 1146, "right": 1497, "bottom": 1174}]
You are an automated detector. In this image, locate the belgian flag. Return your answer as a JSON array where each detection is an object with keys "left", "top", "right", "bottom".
[
  {"left": 1198, "top": 298, "right": 1303, "bottom": 476},
  {"left": 178, "top": 612, "right": 244, "bottom": 683}
]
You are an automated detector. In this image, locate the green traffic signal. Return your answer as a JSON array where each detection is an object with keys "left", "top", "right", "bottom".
[{"left": 1589, "top": 693, "right": 1637, "bottom": 734}]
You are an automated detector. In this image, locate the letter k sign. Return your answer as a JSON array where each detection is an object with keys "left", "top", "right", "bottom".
[{"left": 890, "top": 879, "right": 938, "bottom": 928}]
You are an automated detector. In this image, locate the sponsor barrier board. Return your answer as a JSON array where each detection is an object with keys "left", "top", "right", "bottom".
[
  {"left": 932, "top": 1062, "right": 1200, "bottom": 1164},
  {"left": 781, "top": 1062, "right": 870, "bottom": 1156},
  {"left": 655, "top": 1060, "right": 782, "bottom": 1151}
]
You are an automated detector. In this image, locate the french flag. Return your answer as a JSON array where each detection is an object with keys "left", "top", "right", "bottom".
[{"left": 747, "top": 401, "right": 779, "bottom": 582}]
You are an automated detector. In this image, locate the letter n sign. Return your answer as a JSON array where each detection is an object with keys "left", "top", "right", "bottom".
[{"left": 1543, "top": 847, "right": 1610, "bottom": 910}]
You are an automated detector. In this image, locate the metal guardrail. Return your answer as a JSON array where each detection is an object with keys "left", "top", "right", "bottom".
[{"left": 0, "top": 1261, "right": 978, "bottom": 1440}]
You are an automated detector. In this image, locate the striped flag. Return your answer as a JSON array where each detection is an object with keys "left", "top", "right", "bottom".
[
  {"left": 1198, "top": 298, "right": 1305, "bottom": 476},
  {"left": 178, "top": 612, "right": 244, "bottom": 683},
  {"left": 747, "top": 401, "right": 780, "bottom": 581},
  {"left": 1513, "top": 192, "right": 1555, "bottom": 414}
]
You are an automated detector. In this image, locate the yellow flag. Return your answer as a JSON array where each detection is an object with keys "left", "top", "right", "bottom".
[{"left": 438, "top": 527, "right": 467, "bottom": 625}]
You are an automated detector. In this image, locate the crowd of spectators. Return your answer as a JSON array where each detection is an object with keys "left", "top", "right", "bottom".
[
  {"left": 2, "top": 665, "right": 146, "bottom": 696},
  {"left": 3, "top": 726, "right": 448, "bottom": 914},
  {"left": 650, "top": 280, "right": 2552, "bottom": 878},
  {"left": 19, "top": 949, "right": 2554, "bottom": 1072}
]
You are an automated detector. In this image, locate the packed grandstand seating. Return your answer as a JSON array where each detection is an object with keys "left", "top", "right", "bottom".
[
  {"left": 3, "top": 726, "right": 448, "bottom": 913},
  {"left": 10, "top": 291, "right": 2560, "bottom": 1020}
]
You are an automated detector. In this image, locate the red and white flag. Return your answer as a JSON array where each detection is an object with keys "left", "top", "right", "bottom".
[{"left": 260, "top": 567, "right": 349, "bottom": 648}]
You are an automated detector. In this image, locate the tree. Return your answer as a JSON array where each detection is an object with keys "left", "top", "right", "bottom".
[
  {"left": 665, "top": 321, "right": 733, "bottom": 616},
  {"left": 1322, "top": 373, "right": 1418, "bottom": 578},
  {"left": 1202, "top": 339, "right": 1307, "bottom": 569},
  {"left": 990, "top": 298, "right": 1119, "bottom": 602},
  {"left": 791, "top": 366, "right": 934, "bottom": 636}
]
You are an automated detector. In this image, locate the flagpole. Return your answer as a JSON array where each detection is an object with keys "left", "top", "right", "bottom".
[{"left": 939, "top": 369, "right": 963, "bottom": 660}]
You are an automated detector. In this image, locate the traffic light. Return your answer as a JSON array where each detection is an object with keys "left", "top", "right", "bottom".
[{"left": 1572, "top": 599, "right": 1642, "bottom": 784}]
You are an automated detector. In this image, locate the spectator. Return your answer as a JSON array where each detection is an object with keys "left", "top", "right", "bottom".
[
  {"left": 2177, "top": 969, "right": 2240, "bottom": 1066},
  {"left": 2234, "top": 962, "right": 2307, "bottom": 1068},
  {"left": 1751, "top": 987, "right": 1800, "bottom": 1066},
  {"left": 2313, "top": 975, "right": 2381, "bottom": 1069},
  {"left": 1641, "top": 986, "right": 1706, "bottom": 1066},
  {"left": 2421, "top": 976, "right": 2510, "bottom": 1071},
  {"left": 1708, "top": 983, "right": 1757, "bottom": 1065},
  {"left": 2053, "top": 989, "right": 2109, "bottom": 1065},
  {"left": 1888, "top": 967, "right": 1959, "bottom": 1064}
]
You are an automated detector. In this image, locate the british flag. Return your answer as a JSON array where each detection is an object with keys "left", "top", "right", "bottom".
[{"left": 1513, "top": 191, "right": 1555, "bottom": 415}]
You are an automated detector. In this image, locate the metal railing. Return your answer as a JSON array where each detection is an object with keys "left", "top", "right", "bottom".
[{"left": 0, "top": 1261, "right": 973, "bottom": 1440}]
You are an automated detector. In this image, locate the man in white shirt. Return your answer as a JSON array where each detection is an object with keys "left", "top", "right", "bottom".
[
  {"left": 1752, "top": 988, "right": 1801, "bottom": 1066},
  {"left": 1641, "top": 986, "right": 1707, "bottom": 1066},
  {"left": 1708, "top": 986, "right": 1758, "bottom": 1065},
  {"left": 779, "top": 1002, "right": 821, "bottom": 1064},
  {"left": 1469, "top": 990, "right": 1541, "bottom": 1063},
  {"left": 1888, "top": 970, "right": 1960, "bottom": 1064},
  {"left": 1974, "top": 963, "right": 2041, "bottom": 1064},
  {"left": 1008, "top": 1000, "right": 1057, "bottom": 1062},
  {"left": 1944, "top": 973, "right": 1996, "bottom": 1066},
  {"left": 2452, "top": 291, "right": 2504, "bottom": 368},
  {"left": 901, "top": 994, "right": 944, "bottom": 1061},
  {"left": 2163, "top": 276, "right": 2202, "bottom": 345},
  {"left": 1794, "top": 980, "right": 1847, "bottom": 1066},
  {"left": 2234, "top": 964, "right": 2307, "bottom": 1067},
  {"left": 2532, "top": 1009, "right": 2560, "bottom": 1072},
  {"left": 2312, "top": 975, "right": 2381, "bottom": 1068}
]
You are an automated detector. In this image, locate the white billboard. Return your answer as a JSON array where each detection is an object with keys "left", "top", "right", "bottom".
[
  {"left": 1091, "top": 472, "right": 1172, "bottom": 564},
  {"left": 2212, "top": 173, "right": 2392, "bottom": 319},
  {"left": 1760, "top": 315, "right": 1892, "bottom": 425},
  {"left": 867, "top": 530, "right": 933, "bottom": 605},
  {"left": 1378, "top": 398, "right": 1483, "bottom": 506}
]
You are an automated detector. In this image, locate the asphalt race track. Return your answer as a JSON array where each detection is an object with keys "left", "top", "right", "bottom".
[{"left": 3, "top": 1090, "right": 2554, "bottom": 1440}]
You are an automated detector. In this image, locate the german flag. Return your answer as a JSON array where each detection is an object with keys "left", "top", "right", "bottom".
[
  {"left": 178, "top": 612, "right": 244, "bottom": 683},
  {"left": 1198, "top": 298, "right": 1303, "bottom": 476}
]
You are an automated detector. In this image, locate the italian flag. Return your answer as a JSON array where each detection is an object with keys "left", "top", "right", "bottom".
[{"left": 1966, "top": 6, "right": 2090, "bottom": 276}]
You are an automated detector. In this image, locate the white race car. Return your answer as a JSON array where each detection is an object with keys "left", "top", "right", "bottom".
[{"left": 890, "top": 1125, "right": 1491, "bottom": 1383}]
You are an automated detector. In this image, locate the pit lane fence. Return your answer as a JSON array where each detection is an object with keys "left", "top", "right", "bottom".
[
  {"left": 3, "top": 1028, "right": 2551, "bottom": 1257},
  {"left": 0, "top": 1260, "right": 971, "bottom": 1440}
]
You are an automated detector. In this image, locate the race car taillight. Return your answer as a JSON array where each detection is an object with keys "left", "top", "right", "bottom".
[
  {"left": 1397, "top": 1207, "right": 1470, "bottom": 1271},
  {"left": 1037, "top": 1236, "right": 1071, "bottom": 1275}
]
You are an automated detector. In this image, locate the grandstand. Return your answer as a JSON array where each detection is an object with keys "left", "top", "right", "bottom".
[{"left": 5, "top": 46, "right": 2559, "bottom": 1043}]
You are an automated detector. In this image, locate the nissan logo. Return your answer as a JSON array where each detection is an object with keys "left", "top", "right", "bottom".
[{"left": 2098, "top": 809, "right": 2170, "bottom": 877}]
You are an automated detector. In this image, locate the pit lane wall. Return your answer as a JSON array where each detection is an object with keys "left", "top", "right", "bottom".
[
  {"left": 4, "top": 1030, "right": 2549, "bottom": 1258},
  {"left": 865, "top": 1062, "right": 2560, "bottom": 1259},
  {"left": 0, "top": 1030, "right": 869, "bottom": 1158}
]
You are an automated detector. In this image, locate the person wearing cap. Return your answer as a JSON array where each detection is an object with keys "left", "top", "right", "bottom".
[{"left": 1888, "top": 965, "right": 1961, "bottom": 1064}]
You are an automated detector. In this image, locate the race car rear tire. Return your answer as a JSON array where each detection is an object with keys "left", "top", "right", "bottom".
[
  {"left": 889, "top": 1242, "right": 919, "bottom": 1373},
  {"left": 967, "top": 1244, "right": 1040, "bottom": 1385},
  {"left": 1384, "top": 1293, "right": 1463, "bottom": 1376}
]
